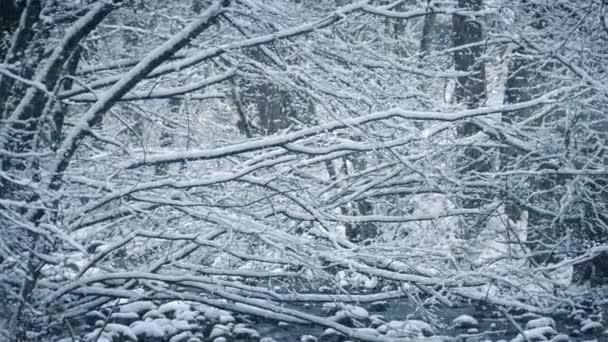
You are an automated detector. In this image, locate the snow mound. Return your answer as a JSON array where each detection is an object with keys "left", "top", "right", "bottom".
[
  {"left": 158, "top": 301, "right": 191, "bottom": 316},
  {"left": 320, "top": 328, "right": 344, "bottom": 340},
  {"left": 526, "top": 317, "right": 556, "bottom": 330},
  {"left": 120, "top": 301, "right": 156, "bottom": 314},
  {"left": 209, "top": 324, "right": 232, "bottom": 339},
  {"left": 386, "top": 320, "right": 434, "bottom": 337},
  {"left": 355, "top": 327, "right": 380, "bottom": 337},
  {"left": 142, "top": 309, "right": 165, "bottom": 320},
  {"left": 261, "top": 338, "right": 278, "bottom": 342},
  {"left": 342, "top": 305, "right": 369, "bottom": 320},
  {"left": 511, "top": 326, "right": 556, "bottom": 342},
  {"left": 176, "top": 309, "right": 198, "bottom": 321},
  {"left": 105, "top": 323, "right": 137, "bottom": 341},
  {"left": 453, "top": 314, "right": 479, "bottom": 328},
  {"left": 233, "top": 325, "right": 260, "bottom": 339},
  {"left": 169, "top": 331, "right": 193, "bottom": 342},
  {"left": 130, "top": 320, "right": 165, "bottom": 338},
  {"left": 300, "top": 334, "right": 317, "bottom": 342},
  {"left": 219, "top": 313, "right": 235, "bottom": 324},
  {"left": 549, "top": 334, "right": 570, "bottom": 342},
  {"left": 83, "top": 330, "right": 113, "bottom": 342},
  {"left": 580, "top": 320, "right": 604, "bottom": 334}
]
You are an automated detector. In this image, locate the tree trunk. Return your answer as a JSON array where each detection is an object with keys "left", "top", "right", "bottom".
[{"left": 453, "top": 0, "right": 488, "bottom": 174}]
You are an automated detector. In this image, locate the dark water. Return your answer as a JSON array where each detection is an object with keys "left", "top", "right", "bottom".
[{"left": 255, "top": 299, "right": 608, "bottom": 342}]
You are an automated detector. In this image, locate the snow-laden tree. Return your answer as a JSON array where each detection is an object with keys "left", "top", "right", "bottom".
[{"left": 1, "top": 0, "right": 607, "bottom": 340}]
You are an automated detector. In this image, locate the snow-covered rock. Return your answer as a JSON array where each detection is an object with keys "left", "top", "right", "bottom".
[
  {"left": 301, "top": 335, "right": 317, "bottom": 342},
  {"left": 363, "top": 277, "right": 379, "bottom": 289},
  {"left": 219, "top": 313, "right": 235, "bottom": 324},
  {"left": 370, "top": 314, "right": 385, "bottom": 328},
  {"left": 386, "top": 320, "right": 434, "bottom": 337},
  {"left": 170, "top": 331, "right": 193, "bottom": 342},
  {"left": 176, "top": 309, "right": 198, "bottom": 321},
  {"left": 209, "top": 324, "right": 232, "bottom": 339},
  {"left": 511, "top": 326, "right": 557, "bottom": 342},
  {"left": 153, "top": 318, "right": 180, "bottom": 336},
  {"left": 120, "top": 301, "right": 156, "bottom": 314},
  {"left": 143, "top": 309, "right": 165, "bottom": 320},
  {"left": 318, "top": 286, "right": 332, "bottom": 293},
  {"left": 158, "top": 301, "right": 191, "bottom": 317},
  {"left": 343, "top": 305, "right": 369, "bottom": 320},
  {"left": 569, "top": 309, "right": 587, "bottom": 323},
  {"left": 233, "top": 324, "right": 260, "bottom": 339},
  {"left": 453, "top": 314, "right": 479, "bottom": 328},
  {"left": 526, "top": 317, "right": 556, "bottom": 330},
  {"left": 203, "top": 307, "right": 221, "bottom": 321},
  {"left": 83, "top": 330, "right": 113, "bottom": 342},
  {"left": 580, "top": 320, "right": 604, "bottom": 334},
  {"left": 332, "top": 310, "right": 355, "bottom": 327},
  {"left": 171, "top": 319, "right": 194, "bottom": 331},
  {"left": 354, "top": 328, "right": 380, "bottom": 337},
  {"left": 261, "top": 338, "right": 278, "bottom": 342},
  {"left": 104, "top": 323, "right": 137, "bottom": 341},
  {"left": 319, "top": 328, "right": 345, "bottom": 342},
  {"left": 322, "top": 302, "right": 341, "bottom": 316},
  {"left": 130, "top": 320, "right": 165, "bottom": 338},
  {"left": 549, "top": 334, "right": 570, "bottom": 342}
]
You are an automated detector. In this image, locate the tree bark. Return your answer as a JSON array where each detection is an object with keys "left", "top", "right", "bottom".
[{"left": 452, "top": 0, "right": 488, "bottom": 177}]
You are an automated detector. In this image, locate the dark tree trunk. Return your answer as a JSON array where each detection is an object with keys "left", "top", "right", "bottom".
[
  {"left": 0, "top": 0, "right": 21, "bottom": 60},
  {"left": 451, "top": 0, "right": 487, "bottom": 239},
  {"left": 452, "top": 0, "right": 488, "bottom": 175}
]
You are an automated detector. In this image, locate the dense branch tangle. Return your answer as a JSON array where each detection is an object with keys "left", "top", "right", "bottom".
[{"left": 0, "top": 0, "right": 607, "bottom": 341}]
